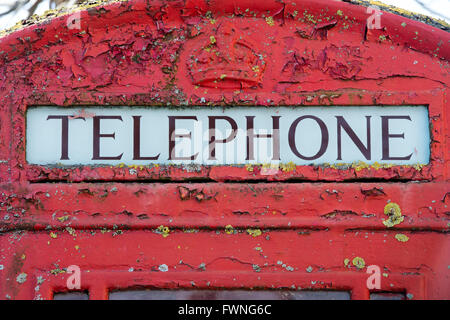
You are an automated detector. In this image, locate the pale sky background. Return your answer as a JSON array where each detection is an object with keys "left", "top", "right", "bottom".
[{"left": 0, "top": 0, "right": 448, "bottom": 31}]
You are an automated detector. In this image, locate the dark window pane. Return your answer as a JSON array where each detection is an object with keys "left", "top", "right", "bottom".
[
  {"left": 109, "top": 289, "right": 350, "bottom": 300},
  {"left": 53, "top": 292, "right": 89, "bottom": 300},
  {"left": 370, "top": 292, "right": 406, "bottom": 300}
]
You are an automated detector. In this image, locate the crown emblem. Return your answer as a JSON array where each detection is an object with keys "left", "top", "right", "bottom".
[{"left": 187, "top": 22, "right": 266, "bottom": 89}]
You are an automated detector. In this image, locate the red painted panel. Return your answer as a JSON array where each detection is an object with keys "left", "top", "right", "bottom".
[
  {"left": 1, "top": 229, "right": 443, "bottom": 300},
  {"left": 0, "top": 182, "right": 448, "bottom": 232}
]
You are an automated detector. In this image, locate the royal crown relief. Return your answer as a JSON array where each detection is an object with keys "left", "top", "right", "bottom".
[{"left": 186, "top": 22, "right": 266, "bottom": 89}]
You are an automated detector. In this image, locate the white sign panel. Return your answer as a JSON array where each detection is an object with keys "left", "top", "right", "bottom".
[{"left": 26, "top": 106, "right": 430, "bottom": 166}]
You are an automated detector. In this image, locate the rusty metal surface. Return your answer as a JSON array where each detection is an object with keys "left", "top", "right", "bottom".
[{"left": 0, "top": 0, "right": 449, "bottom": 300}]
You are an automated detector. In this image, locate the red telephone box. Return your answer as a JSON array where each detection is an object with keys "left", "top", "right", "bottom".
[{"left": 0, "top": 0, "right": 449, "bottom": 300}]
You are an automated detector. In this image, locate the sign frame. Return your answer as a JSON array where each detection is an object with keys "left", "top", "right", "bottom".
[{"left": 17, "top": 90, "right": 445, "bottom": 182}]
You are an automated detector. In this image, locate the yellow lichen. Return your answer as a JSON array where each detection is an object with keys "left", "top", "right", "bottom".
[
  {"left": 352, "top": 257, "right": 366, "bottom": 269},
  {"left": 50, "top": 268, "right": 66, "bottom": 275},
  {"left": 57, "top": 215, "right": 70, "bottom": 222},
  {"left": 225, "top": 224, "right": 235, "bottom": 234},
  {"left": 351, "top": 161, "right": 370, "bottom": 171},
  {"left": 156, "top": 225, "right": 170, "bottom": 238},
  {"left": 395, "top": 233, "right": 409, "bottom": 242},
  {"left": 324, "top": 161, "right": 424, "bottom": 171},
  {"left": 49, "top": 232, "right": 58, "bottom": 239},
  {"left": 344, "top": 258, "right": 350, "bottom": 267},
  {"left": 383, "top": 202, "right": 404, "bottom": 227},
  {"left": 265, "top": 16, "right": 275, "bottom": 26},
  {"left": 183, "top": 228, "right": 199, "bottom": 233},
  {"left": 412, "top": 163, "right": 425, "bottom": 171},
  {"left": 247, "top": 228, "right": 262, "bottom": 237},
  {"left": 280, "top": 162, "right": 296, "bottom": 172},
  {"left": 65, "top": 227, "right": 76, "bottom": 237}
]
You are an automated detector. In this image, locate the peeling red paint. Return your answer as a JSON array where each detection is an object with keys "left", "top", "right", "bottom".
[{"left": 0, "top": 0, "right": 449, "bottom": 300}]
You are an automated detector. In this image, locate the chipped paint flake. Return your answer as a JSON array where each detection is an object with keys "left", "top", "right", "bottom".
[
  {"left": 16, "top": 273, "right": 27, "bottom": 284},
  {"left": 158, "top": 264, "right": 169, "bottom": 272}
]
